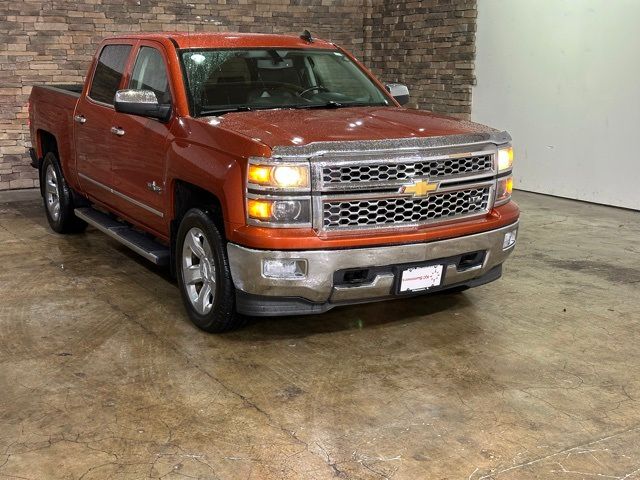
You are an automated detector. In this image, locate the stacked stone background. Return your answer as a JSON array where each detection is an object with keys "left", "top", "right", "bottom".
[
  {"left": 0, "top": 0, "right": 476, "bottom": 190},
  {"left": 364, "top": 0, "right": 476, "bottom": 117}
]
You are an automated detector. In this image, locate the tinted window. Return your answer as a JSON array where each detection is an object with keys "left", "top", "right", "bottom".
[
  {"left": 130, "top": 47, "right": 171, "bottom": 105},
  {"left": 89, "top": 44, "right": 132, "bottom": 105}
]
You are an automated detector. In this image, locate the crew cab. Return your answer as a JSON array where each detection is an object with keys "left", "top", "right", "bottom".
[{"left": 28, "top": 32, "right": 519, "bottom": 332}]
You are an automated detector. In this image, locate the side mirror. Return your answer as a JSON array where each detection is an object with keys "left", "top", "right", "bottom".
[
  {"left": 114, "top": 89, "right": 171, "bottom": 122},
  {"left": 385, "top": 83, "right": 410, "bottom": 106}
]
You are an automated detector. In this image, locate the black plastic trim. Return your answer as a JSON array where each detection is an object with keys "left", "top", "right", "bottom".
[
  {"left": 29, "top": 148, "right": 39, "bottom": 169},
  {"left": 36, "top": 85, "right": 82, "bottom": 98},
  {"left": 235, "top": 264, "right": 503, "bottom": 316}
]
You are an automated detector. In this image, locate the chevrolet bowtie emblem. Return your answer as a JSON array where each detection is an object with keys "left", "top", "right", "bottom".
[{"left": 400, "top": 179, "right": 439, "bottom": 197}]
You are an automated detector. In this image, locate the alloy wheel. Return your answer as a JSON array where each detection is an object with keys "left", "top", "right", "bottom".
[
  {"left": 45, "top": 164, "right": 61, "bottom": 221},
  {"left": 181, "top": 227, "right": 216, "bottom": 315}
]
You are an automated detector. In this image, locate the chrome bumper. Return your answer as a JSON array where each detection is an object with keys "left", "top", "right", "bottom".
[{"left": 227, "top": 221, "right": 518, "bottom": 306}]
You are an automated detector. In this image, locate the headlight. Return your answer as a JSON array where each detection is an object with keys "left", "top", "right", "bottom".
[
  {"left": 495, "top": 175, "right": 514, "bottom": 205},
  {"left": 247, "top": 197, "right": 311, "bottom": 226},
  {"left": 248, "top": 163, "right": 309, "bottom": 189},
  {"left": 497, "top": 145, "right": 514, "bottom": 172},
  {"left": 247, "top": 159, "right": 312, "bottom": 227}
]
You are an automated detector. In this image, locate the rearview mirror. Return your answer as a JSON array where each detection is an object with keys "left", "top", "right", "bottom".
[
  {"left": 114, "top": 89, "right": 171, "bottom": 122},
  {"left": 385, "top": 83, "right": 410, "bottom": 106}
]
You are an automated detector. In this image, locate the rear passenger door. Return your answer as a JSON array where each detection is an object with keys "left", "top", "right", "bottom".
[
  {"left": 75, "top": 42, "right": 133, "bottom": 205},
  {"left": 109, "top": 41, "right": 174, "bottom": 234}
]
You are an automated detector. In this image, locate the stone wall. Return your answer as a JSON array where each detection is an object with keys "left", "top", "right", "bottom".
[
  {"left": 364, "top": 0, "right": 476, "bottom": 117},
  {"left": 0, "top": 0, "right": 476, "bottom": 190}
]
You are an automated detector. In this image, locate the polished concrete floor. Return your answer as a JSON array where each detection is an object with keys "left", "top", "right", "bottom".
[{"left": 0, "top": 189, "right": 639, "bottom": 479}]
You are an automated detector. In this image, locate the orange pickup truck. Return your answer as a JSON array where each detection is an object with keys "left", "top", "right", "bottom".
[{"left": 28, "top": 32, "right": 519, "bottom": 332}]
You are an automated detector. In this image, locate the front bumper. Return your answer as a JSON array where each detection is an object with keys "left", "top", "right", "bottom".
[{"left": 227, "top": 221, "right": 519, "bottom": 316}]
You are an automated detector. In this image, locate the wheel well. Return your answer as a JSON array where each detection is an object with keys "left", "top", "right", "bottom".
[
  {"left": 170, "top": 181, "right": 225, "bottom": 277},
  {"left": 38, "top": 130, "right": 58, "bottom": 158},
  {"left": 172, "top": 180, "right": 224, "bottom": 227},
  {"left": 37, "top": 131, "right": 59, "bottom": 195}
]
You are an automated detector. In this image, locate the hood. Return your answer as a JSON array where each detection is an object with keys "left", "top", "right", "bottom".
[{"left": 199, "top": 107, "right": 498, "bottom": 149}]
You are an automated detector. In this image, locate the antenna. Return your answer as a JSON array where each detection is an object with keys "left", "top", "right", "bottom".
[{"left": 300, "top": 30, "right": 314, "bottom": 43}]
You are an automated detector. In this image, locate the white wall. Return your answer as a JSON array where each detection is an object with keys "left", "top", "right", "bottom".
[{"left": 472, "top": 0, "right": 640, "bottom": 210}]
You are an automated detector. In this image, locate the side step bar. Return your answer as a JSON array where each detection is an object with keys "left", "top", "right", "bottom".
[{"left": 75, "top": 207, "right": 170, "bottom": 266}]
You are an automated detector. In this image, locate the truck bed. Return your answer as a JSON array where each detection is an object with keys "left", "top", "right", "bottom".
[{"left": 29, "top": 84, "right": 82, "bottom": 180}]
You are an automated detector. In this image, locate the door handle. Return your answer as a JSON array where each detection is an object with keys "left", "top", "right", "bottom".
[
  {"left": 110, "top": 126, "right": 125, "bottom": 137},
  {"left": 74, "top": 114, "right": 86, "bottom": 124}
]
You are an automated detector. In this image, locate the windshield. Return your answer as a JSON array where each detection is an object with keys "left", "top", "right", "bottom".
[{"left": 180, "top": 48, "right": 391, "bottom": 116}]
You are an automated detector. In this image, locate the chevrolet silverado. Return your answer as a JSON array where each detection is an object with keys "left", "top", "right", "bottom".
[{"left": 28, "top": 32, "right": 519, "bottom": 332}]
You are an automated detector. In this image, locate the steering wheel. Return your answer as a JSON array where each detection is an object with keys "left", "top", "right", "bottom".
[{"left": 298, "top": 85, "right": 330, "bottom": 97}]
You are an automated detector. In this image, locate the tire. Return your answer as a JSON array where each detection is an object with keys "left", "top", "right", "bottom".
[
  {"left": 41, "top": 152, "right": 87, "bottom": 234},
  {"left": 175, "top": 208, "right": 243, "bottom": 332}
]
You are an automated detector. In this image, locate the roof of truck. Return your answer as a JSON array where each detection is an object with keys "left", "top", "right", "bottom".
[{"left": 104, "top": 32, "right": 336, "bottom": 50}]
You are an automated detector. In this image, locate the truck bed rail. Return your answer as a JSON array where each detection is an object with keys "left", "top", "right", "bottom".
[{"left": 34, "top": 84, "right": 83, "bottom": 97}]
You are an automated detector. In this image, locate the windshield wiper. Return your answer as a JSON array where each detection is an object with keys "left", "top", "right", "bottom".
[
  {"left": 198, "top": 101, "right": 387, "bottom": 117},
  {"left": 198, "top": 106, "right": 253, "bottom": 116},
  {"left": 293, "top": 101, "right": 385, "bottom": 110},
  {"left": 293, "top": 101, "right": 344, "bottom": 109},
  {"left": 199, "top": 103, "right": 345, "bottom": 116}
]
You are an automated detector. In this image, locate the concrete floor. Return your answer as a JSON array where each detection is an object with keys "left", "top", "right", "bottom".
[{"left": 0, "top": 190, "right": 639, "bottom": 479}]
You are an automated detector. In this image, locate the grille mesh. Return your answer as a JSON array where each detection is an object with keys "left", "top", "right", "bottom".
[
  {"left": 322, "top": 155, "right": 493, "bottom": 185},
  {"left": 323, "top": 187, "right": 491, "bottom": 230}
]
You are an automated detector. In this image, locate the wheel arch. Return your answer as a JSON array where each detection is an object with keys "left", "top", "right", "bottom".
[
  {"left": 171, "top": 180, "right": 225, "bottom": 230},
  {"left": 169, "top": 180, "right": 227, "bottom": 277},
  {"left": 37, "top": 129, "right": 59, "bottom": 158},
  {"left": 36, "top": 130, "right": 59, "bottom": 196}
]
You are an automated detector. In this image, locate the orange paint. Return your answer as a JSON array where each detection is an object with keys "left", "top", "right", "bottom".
[{"left": 28, "top": 32, "right": 520, "bottom": 251}]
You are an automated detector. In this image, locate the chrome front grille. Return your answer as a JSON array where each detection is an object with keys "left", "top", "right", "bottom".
[
  {"left": 321, "top": 154, "right": 493, "bottom": 186},
  {"left": 290, "top": 137, "right": 504, "bottom": 233},
  {"left": 322, "top": 185, "right": 492, "bottom": 231}
]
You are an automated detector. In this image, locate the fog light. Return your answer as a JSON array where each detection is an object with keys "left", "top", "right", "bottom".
[
  {"left": 262, "top": 259, "right": 307, "bottom": 279},
  {"left": 503, "top": 229, "right": 517, "bottom": 250}
]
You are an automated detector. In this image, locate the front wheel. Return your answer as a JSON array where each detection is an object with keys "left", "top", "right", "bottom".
[{"left": 175, "top": 208, "right": 243, "bottom": 332}]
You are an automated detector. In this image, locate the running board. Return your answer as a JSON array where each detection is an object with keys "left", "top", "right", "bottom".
[{"left": 75, "top": 207, "right": 170, "bottom": 266}]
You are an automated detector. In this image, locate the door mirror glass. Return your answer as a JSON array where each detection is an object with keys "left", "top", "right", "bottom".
[
  {"left": 114, "top": 89, "right": 171, "bottom": 122},
  {"left": 385, "top": 83, "right": 410, "bottom": 106}
]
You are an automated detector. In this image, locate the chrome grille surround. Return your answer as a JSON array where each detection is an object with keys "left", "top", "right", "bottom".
[
  {"left": 266, "top": 132, "right": 511, "bottom": 233},
  {"left": 310, "top": 144, "right": 499, "bottom": 232},
  {"left": 320, "top": 181, "right": 494, "bottom": 231}
]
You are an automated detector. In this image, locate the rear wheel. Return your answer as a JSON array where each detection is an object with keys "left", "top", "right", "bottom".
[
  {"left": 176, "top": 208, "right": 243, "bottom": 332},
  {"left": 41, "top": 152, "right": 87, "bottom": 234}
]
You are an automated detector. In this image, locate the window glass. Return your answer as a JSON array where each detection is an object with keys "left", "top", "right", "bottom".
[
  {"left": 180, "top": 49, "right": 390, "bottom": 116},
  {"left": 130, "top": 47, "right": 171, "bottom": 105},
  {"left": 310, "top": 54, "right": 367, "bottom": 99},
  {"left": 89, "top": 44, "right": 132, "bottom": 105}
]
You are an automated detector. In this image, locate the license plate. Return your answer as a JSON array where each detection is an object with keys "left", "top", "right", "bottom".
[{"left": 399, "top": 264, "right": 444, "bottom": 293}]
